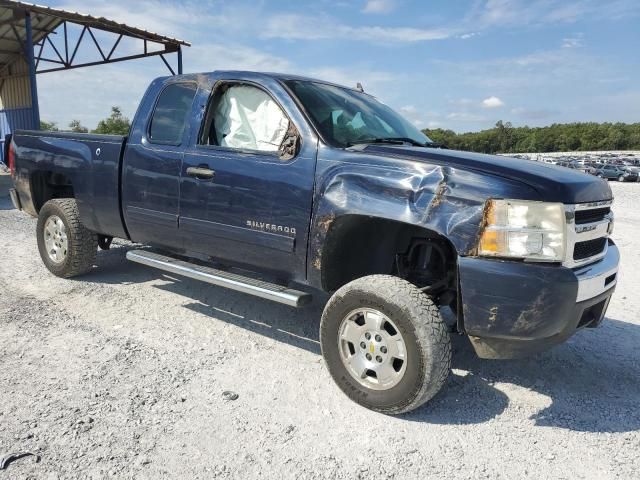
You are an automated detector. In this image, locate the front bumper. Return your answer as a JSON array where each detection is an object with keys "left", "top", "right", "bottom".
[{"left": 459, "top": 241, "right": 619, "bottom": 359}]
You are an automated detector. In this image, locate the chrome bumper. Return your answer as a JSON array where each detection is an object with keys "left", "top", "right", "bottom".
[
  {"left": 9, "top": 188, "right": 21, "bottom": 210},
  {"left": 575, "top": 242, "right": 619, "bottom": 303}
]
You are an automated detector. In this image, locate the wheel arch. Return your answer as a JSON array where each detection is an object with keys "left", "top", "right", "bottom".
[
  {"left": 314, "top": 213, "right": 458, "bottom": 295},
  {"left": 30, "top": 169, "right": 75, "bottom": 213}
]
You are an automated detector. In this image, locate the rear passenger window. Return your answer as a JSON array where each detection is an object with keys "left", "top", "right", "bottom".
[{"left": 149, "top": 83, "right": 197, "bottom": 145}]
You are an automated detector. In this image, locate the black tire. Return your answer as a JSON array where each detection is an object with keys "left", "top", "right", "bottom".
[
  {"left": 320, "top": 275, "right": 451, "bottom": 414},
  {"left": 618, "top": 175, "right": 625, "bottom": 182},
  {"left": 37, "top": 199, "right": 98, "bottom": 278}
]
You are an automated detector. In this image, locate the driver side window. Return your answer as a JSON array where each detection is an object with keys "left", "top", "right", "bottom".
[{"left": 201, "top": 84, "right": 290, "bottom": 153}]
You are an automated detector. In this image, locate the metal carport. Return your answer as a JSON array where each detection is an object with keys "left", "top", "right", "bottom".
[{"left": 0, "top": 0, "right": 190, "bottom": 160}]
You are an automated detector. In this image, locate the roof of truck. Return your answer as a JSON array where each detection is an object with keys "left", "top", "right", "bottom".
[{"left": 173, "top": 70, "right": 369, "bottom": 95}]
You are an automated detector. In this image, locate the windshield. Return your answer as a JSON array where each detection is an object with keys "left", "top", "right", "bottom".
[{"left": 284, "top": 80, "right": 432, "bottom": 148}]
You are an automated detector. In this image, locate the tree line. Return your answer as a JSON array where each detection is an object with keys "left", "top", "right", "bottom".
[
  {"left": 424, "top": 121, "right": 640, "bottom": 154},
  {"left": 40, "top": 106, "right": 131, "bottom": 136}
]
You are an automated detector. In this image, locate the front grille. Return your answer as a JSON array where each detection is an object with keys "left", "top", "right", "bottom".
[
  {"left": 573, "top": 238, "right": 607, "bottom": 260},
  {"left": 575, "top": 207, "right": 611, "bottom": 225}
]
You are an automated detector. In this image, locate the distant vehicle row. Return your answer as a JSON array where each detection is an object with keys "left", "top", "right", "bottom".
[
  {"left": 556, "top": 160, "right": 639, "bottom": 181},
  {"left": 595, "top": 164, "right": 639, "bottom": 182}
]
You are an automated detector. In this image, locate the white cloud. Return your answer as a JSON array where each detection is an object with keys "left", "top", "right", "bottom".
[
  {"left": 466, "top": 0, "right": 640, "bottom": 29},
  {"left": 510, "top": 107, "right": 556, "bottom": 119},
  {"left": 399, "top": 105, "right": 425, "bottom": 126},
  {"left": 305, "top": 66, "right": 398, "bottom": 96},
  {"left": 446, "top": 112, "right": 489, "bottom": 123},
  {"left": 482, "top": 96, "right": 505, "bottom": 108},
  {"left": 363, "top": 0, "right": 396, "bottom": 14},
  {"left": 264, "top": 14, "right": 454, "bottom": 43},
  {"left": 400, "top": 105, "right": 418, "bottom": 114},
  {"left": 56, "top": 0, "right": 226, "bottom": 40},
  {"left": 450, "top": 98, "right": 475, "bottom": 107},
  {"left": 562, "top": 35, "right": 583, "bottom": 48},
  {"left": 38, "top": 66, "right": 153, "bottom": 128},
  {"left": 186, "top": 44, "right": 292, "bottom": 73}
]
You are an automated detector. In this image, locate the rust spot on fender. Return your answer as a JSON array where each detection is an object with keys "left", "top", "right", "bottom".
[
  {"left": 313, "top": 257, "right": 322, "bottom": 270},
  {"left": 430, "top": 180, "right": 447, "bottom": 208},
  {"left": 312, "top": 214, "right": 336, "bottom": 270},
  {"left": 317, "top": 213, "right": 335, "bottom": 233}
]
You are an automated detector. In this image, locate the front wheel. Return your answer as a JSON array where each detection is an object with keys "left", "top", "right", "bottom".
[
  {"left": 37, "top": 199, "right": 98, "bottom": 278},
  {"left": 320, "top": 275, "right": 451, "bottom": 414},
  {"left": 618, "top": 175, "right": 626, "bottom": 182}
]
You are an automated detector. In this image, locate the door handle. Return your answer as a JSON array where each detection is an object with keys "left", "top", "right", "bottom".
[{"left": 186, "top": 166, "right": 216, "bottom": 179}]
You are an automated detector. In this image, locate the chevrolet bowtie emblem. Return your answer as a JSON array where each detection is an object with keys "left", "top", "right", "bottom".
[{"left": 370, "top": 343, "right": 375, "bottom": 353}]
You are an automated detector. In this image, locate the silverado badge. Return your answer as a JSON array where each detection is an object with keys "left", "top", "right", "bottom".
[{"left": 246, "top": 220, "right": 296, "bottom": 236}]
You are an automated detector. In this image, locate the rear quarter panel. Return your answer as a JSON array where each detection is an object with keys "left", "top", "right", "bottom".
[{"left": 12, "top": 131, "right": 127, "bottom": 238}]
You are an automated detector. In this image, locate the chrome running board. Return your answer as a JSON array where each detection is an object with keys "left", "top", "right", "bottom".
[{"left": 126, "top": 250, "right": 311, "bottom": 307}]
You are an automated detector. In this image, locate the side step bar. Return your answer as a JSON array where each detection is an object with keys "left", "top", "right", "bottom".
[{"left": 126, "top": 250, "right": 312, "bottom": 308}]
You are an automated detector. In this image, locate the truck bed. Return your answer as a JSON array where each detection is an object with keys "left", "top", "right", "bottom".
[{"left": 10, "top": 130, "right": 128, "bottom": 239}]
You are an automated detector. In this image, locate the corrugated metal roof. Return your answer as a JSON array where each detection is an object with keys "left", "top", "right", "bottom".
[{"left": 0, "top": 0, "right": 189, "bottom": 71}]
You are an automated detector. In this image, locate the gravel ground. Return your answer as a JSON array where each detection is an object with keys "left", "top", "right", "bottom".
[{"left": 1, "top": 175, "right": 639, "bottom": 479}]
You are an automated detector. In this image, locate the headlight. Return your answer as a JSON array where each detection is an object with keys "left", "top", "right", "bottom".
[{"left": 479, "top": 199, "right": 566, "bottom": 262}]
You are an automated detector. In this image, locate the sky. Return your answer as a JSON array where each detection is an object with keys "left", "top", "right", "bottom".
[{"left": 35, "top": 0, "right": 640, "bottom": 133}]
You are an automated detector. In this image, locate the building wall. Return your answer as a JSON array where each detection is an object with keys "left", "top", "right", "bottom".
[
  {"left": 0, "top": 59, "right": 37, "bottom": 162},
  {"left": 0, "top": 59, "right": 33, "bottom": 109}
]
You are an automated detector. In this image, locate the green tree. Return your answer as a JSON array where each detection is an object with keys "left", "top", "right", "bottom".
[
  {"left": 68, "top": 119, "right": 88, "bottom": 133},
  {"left": 40, "top": 120, "right": 58, "bottom": 131},
  {"left": 92, "top": 106, "right": 131, "bottom": 135},
  {"left": 423, "top": 121, "right": 640, "bottom": 154}
]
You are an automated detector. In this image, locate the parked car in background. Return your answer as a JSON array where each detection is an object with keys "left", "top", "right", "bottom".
[
  {"left": 558, "top": 161, "right": 596, "bottom": 175},
  {"left": 596, "top": 164, "right": 639, "bottom": 181},
  {"left": 624, "top": 165, "right": 640, "bottom": 178},
  {"left": 578, "top": 164, "right": 596, "bottom": 175}
]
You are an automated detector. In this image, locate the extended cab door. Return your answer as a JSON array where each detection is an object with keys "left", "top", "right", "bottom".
[
  {"left": 179, "top": 76, "right": 318, "bottom": 281},
  {"left": 122, "top": 80, "right": 198, "bottom": 248}
]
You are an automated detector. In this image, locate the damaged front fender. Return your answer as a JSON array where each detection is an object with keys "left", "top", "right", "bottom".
[{"left": 306, "top": 144, "right": 540, "bottom": 289}]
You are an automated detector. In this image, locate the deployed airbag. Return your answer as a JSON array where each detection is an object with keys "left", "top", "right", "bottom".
[{"left": 214, "top": 85, "right": 289, "bottom": 151}]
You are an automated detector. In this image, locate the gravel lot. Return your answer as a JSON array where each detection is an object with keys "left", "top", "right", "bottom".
[{"left": 1, "top": 174, "right": 639, "bottom": 479}]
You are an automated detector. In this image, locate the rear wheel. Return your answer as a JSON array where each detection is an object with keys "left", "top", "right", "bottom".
[
  {"left": 618, "top": 175, "right": 625, "bottom": 182},
  {"left": 37, "top": 199, "right": 98, "bottom": 278},
  {"left": 320, "top": 275, "right": 451, "bottom": 414}
]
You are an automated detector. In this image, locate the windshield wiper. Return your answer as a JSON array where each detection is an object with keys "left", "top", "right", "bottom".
[{"left": 348, "top": 137, "right": 443, "bottom": 148}]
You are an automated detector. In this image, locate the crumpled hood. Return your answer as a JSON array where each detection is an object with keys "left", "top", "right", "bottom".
[{"left": 360, "top": 145, "right": 612, "bottom": 204}]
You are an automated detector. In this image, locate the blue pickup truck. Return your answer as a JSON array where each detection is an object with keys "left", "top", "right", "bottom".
[{"left": 7, "top": 71, "right": 619, "bottom": 414}]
